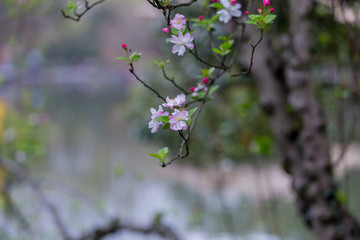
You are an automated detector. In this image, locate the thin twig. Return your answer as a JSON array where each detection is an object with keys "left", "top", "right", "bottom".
[
  {"left": 74, "top": 218, "right": 180, "bottom": 240},
  {"left": 231, "top": 29, "right": 264, "bottom": 76},
  {"left": 129, "top": 65, "right": 166, "bottom": 102},
  {"left": 61, "top": 0, "right": 106, "bottom": 22},
  {"left": 161, "top": 68, "right": 189, "bottom": 94}
]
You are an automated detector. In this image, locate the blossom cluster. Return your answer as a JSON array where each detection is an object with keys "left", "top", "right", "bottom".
[
  {"left": 148, "top": 94, "right": 190, "bottom": 133},
  {"left": 216, "top": 0, "right": 242, "bottom": 23},
  {"left": 162, "top": 13, "right": 194, "bottom": 56}
]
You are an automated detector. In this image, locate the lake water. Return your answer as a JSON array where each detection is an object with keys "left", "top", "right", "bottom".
[{"left": 1, "top": 79, "right": 359, "bottom": 240}]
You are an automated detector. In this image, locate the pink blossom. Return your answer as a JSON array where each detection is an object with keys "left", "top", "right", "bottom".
[
  {"left": 162, "top": 28, "right": 170, "bottom": 33},
  {"left": 170, "top": 31, "right": 194, "bottom": 56},
  {"left": 198, "top": 15, "right": 204, "bottom": 21},
  {"left": 217, "top": 0, "right": 242, "bottom": 23},
  {"left": 169, "top": 109, "right": 189, "bottom": 131},
  {"left": 163, "top": 94, "right": 186, "bottom": 109},
  {"left": 270, "top": 8, "right": 274, "bottom": 13},
  {"left": 263, "top": 0, "right": 271, "bottom": 7},
  {"left": 121, "top": 43, "right": 127, "bottom": 49},
  {"left": 203, "top": 77, "right": 209, "bottom": 84},
  {"left": 148, "top": 105, "right": 169, "bottom": 133},
  {"left": 170, "top": 13, "right": 186, "bottom": 30},
  {"left": 257, "top": 8, "right": 262, "bottom": 13}
]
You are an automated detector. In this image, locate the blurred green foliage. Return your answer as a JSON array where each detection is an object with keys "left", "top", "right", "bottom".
[{"left": 0, "top": 96, "right": 49, "bottom": 164}]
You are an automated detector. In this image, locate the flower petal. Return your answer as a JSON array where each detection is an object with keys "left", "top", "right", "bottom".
[
  {"left": 185, "top": 42, "right": 194, "bottom": 50},
  {"left": 172, "top": 44, "right": 181, "bottom": 54},
  {"left": 178, "top": 45, "right": 186, "bottom": 56},
  {"left": 170, "top": 35, "right": 179, "bottom": 44}
]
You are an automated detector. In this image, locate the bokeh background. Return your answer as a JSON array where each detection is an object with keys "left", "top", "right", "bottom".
[{"left": 0, "top": 0, "right": 359, "bottom": 239}]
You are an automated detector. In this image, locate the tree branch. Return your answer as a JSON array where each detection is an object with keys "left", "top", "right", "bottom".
[{"left": 61, "top": 0, "right": 106, "bottom": 22}]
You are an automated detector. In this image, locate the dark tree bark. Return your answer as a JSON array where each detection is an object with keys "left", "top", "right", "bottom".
[{"left": 250, "top": 0, "right": 360, "bottom": 239}]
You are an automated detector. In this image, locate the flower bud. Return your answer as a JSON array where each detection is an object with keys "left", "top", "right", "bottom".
[
  {"left": 263, "top": 0, "right": 271, "bottom": 7},
  {"left": 203, "top": 77, "right": 209, "bottom": 84},
  {"left": 257, "top": 8, "right": 262, "bottom": 13},
  {"left": 230, "top": 0, "right": 236, "bottom": 6},
  {"left": 121, "top": 43, "right": 127, "bottom": 49},
  {"left": 198, "top": 15, "right": 204, "bottom": 21},
  {"left": 270, "top": 8, "right": 274, "bottom": 13},
  {"left": 190, "top": 87, "right": 195, "bottom": 92},
  {"left": 212, "top": 0, "right": 218, "bottom": 2},
  {"left": 162, "top": 28, "right": 170, "bottom": 33},
  {"left": 245, "top": 11, "right": 249, "bottom": 15}
]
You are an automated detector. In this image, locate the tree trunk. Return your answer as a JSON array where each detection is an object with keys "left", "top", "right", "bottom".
[{"left": 250, "top": 0, "right": 360, "bottom": 239}]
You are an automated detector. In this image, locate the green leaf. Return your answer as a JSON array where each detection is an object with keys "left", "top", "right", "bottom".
[
  {"left": 209, "top": 85, "right": 219, "bottom": 95},
  {"left": 210, "top": 3, "right": 223, "bottom": 9},
  {"left": 221, "top": 41, "right": 233, "bottom": 50},
  {"left": 222, "top": 49, "right": 231, "bottom": 55},
  {"left": 264, "top": 14, "right": 277, "bottom": 23},
  {"left": 188, "top": 107, "right": 198, "bottom": 117},
  {"left": 227, "top": 39, "right": 234, "bottom": 46},
  {"left": 129, "top": 52, "right": 142, "bottom": 62},
  {"left": 212, "top": 48, "right": 223, "bottom": 55},
  {"left": 171, "top": 28, "right": 180, "bottom": 35},
  {"left": 208, "top": 67, "right": 215, "bottom": 76},
  {"left": 149, "top": 153, "right": 161, "bottom": 160},
  {"left": 67, "top": 0, "right": 77, "bottom": 12},
  {"left": 163, "top": 123, "right": 170, "bottom": 129},
  {"left": 116, "top": 56, "right": 128, "bottom": 62},
  {"left": 245, "top": 20, "right": 258, "bottom": 26},
  {"left": 155, "top": 116, "right": 170, "bottom": 123},
  {"left": 218, "top": 36, "right": 227, "bottom": 41},
  {"left": 248, "top": 14, "right": 262, "bottom": 22},
  {"left": 131, "top": 55, "right": 141, "bottom": 62},
  {"left": 210, "top": 14, "right": 220, "bottom": 22},
  {"left": 154, "top": 60, "right": 164, "bottom": 68},
  {"left": 157, "top": 147, "right": 169, "bottom": 159}
]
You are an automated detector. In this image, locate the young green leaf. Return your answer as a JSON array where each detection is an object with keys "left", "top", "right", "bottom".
[
  {"left": 116, "top": 57, "right": 128, "bottom": 62},
  {"left": 157, "top": 147, "right": 169, "bottom": 159},
  {"left": 209, "top": 85, "right": 219, "bottom": 95},
  {"left": 264, "top": 14, "right": 277, "bottom": 23},
  {"left": 149, "top": 153, "right": 161, "bottom": 160},
  {"left": 154, "top": 116, "right": 170, "bottom": 123},
  {"left": 212, "top": 48, "right": 223, "bottom": 55},
  {"left": 210, "top": 3, "right": 223, "bottom": 9},
  {"left": 188, "top": 107, "right": 198, "bottom": 117}
]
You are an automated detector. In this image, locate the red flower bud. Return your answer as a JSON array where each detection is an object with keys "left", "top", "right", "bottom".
[
  {"left": 257, "top": 8, "right": 262, "bottom": 13},
  {"left": 198, "top": 15, "right": 204, "bottom": 21},
  {"left": 270, "top": 8, "right": 274, "bottom": 13},
  {"left": 245, "top": 11, "right": 249, "bottom": 15},
  {"left": 263, "top": 0, "right": 271, "bottom": 7},
  {"left": 230, "top": 0, "right": 236, "bottom": 6},
  {"left": 190, "top": 87, "right": 195, "bottom": 92},
  {"left": 121, "top": 43, "right": 127, "bottom": 49},
  {"left": 162, "top": 28, "right": 170, "bottom": 33},
  {"left": 212, "top": 0, "right": 218, "bottom": 2},
  {"left": 203, "top": 77, "right": 209, "bottom": 84}
]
